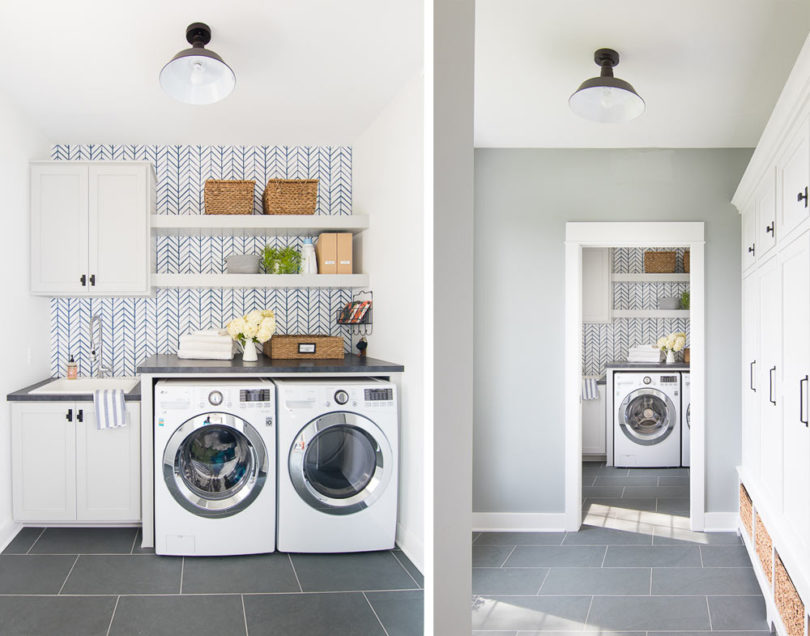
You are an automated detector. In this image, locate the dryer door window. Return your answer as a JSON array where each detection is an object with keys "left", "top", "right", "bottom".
[
  {"left": 289, "top": 412, "right": 393, "bottom": 516},
  {"left": 163, "top": 413, "right": 268, "bottom": 518},
  {"left": 619, "top": 388, "right": 676, "bottom": 445}
]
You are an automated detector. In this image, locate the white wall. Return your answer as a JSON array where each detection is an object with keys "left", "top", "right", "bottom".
[
  {"left": 353, "top": 73, "right": 426, "bottom": 570},
  {"left": 0, "top": 91, "right": 52, "bottom": 547}
]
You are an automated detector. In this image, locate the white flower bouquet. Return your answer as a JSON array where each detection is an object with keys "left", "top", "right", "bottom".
[
  {"left": 226, "top": 309, "right": 276, "bottom": 361},
  {"left": 656, "top": 331, "right": 687, "bottom": 354}
]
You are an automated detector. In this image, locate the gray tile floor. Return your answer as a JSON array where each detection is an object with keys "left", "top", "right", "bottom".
[
  {"left": 1, "top": 527, "right": 423, "bottom": 636},
  {"left": 471, "top": 462, "right": 768, "bottom": 636}
]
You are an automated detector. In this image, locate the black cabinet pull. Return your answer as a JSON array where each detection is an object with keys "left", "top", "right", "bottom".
[
  {"left": 76, "top": 409, "right": 84, "bottom": 423},
  {"left": 89, "top": 274, "right": 96, "bottom": 287},
  {"left": 65, "top": 408, "right": 72, "bottom": 422},
  {"left": 798, "top": 187, "right": 808, "bottom": 208},
  {"left": 748, "top": 244, "right": 755, "bottom": 256},
  {"left": 766, "top": 222, "right": 774, "bottom": 236},
  {"left": 801, "top": 376, "right": 808, "bottom": 427},
  {"left": 769, "top": 366, "right": 777, "bottom": 405},
  {"left": 80, "top": 274, "right": 86, "bottom": 286},
  {"left": 750, "top": 360, "right": 756, "bottom": 392}
]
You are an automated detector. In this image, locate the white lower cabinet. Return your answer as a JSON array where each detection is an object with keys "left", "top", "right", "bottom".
[
  {"left": 581, "top": 384, "right": 606, "bottom": 455},
  {"left": 11, "top": 401, "right": 140, "bottom": 523}
]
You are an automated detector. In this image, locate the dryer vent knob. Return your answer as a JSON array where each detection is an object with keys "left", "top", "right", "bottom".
[{"left": 334, "top": 390, "right": 349, "bottom": 405}]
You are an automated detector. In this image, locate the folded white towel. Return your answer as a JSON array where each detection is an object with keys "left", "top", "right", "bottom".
[
  {"left": 177, "top": 348, "right": 235, "bottom": 360},
  {"left": 178, "top": 337, "right": 234, "bottom": 353},
  {"left": 582, "top": 377, "right": 600, "bottom": 401},
  {"left": 94, "top": 389, "right": 127, "bottom": 430},
  {"left": 194, "top": 329, "right": 228, "bottom": 337}
]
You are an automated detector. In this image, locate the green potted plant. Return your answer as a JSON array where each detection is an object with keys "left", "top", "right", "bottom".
[
  {"left": 680, "top": 291, "right": 690, "bottom": 309},
  {"left": 263, "top": 245, "right": 302, "bottom": 274}
]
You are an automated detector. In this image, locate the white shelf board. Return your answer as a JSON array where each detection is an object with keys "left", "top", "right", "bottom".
[
  {"left": 612, "top": 273, "right": 690, "bottom": 282},
  {"left": 613, "top": 309, "right": 690, "bottom": 318},
  {"left": 150, "top": 214, "right": 369, "bottom": 236},
  {"left": 152, "top": 273, "right": 369, "bottom": 289}
]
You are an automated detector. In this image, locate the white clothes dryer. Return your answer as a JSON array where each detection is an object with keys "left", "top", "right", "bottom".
[
  {"left": 614, "top": 372, "right": 681, "bottom": 468},
  {"left": 275, "top": 378, "right": 398, "bottom": 553},
  {"left": 681, "top": 371, "right": 691, "bottom": 467},
  {"left": 154, "top": 379, "right": 276, "bottom": 556}
]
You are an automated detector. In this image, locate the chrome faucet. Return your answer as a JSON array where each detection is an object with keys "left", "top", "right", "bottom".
[{"left": 89, "top": 315, "right": 112, "bottom": 378}]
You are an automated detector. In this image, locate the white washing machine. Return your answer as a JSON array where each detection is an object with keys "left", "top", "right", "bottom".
[
  {"left": 154, "top": 379, "right": 276, "bottom": 556},
  {"left": 681, "top": 371, "right": 691, "bottom": 467},
  {"left": 276, "top": 378, "right": 398, "bottom": 553},
  {"left": 614, "top": 371, "right": 681, "bottom": 467}
]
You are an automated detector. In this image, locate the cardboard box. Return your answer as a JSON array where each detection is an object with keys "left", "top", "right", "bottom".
[
  {"left": 336, "top": 233, "right": 353, "bottom": 274},
  {"left": 315, "top": 233, "right": 337, "bottom": 274}
]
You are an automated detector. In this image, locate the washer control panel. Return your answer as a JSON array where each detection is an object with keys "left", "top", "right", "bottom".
[
  {"left": 334, "top": 390, "right": 349, "bottom": 405},
  {"left": 208, "top": 390, "right": 223, "bottom": 406}
]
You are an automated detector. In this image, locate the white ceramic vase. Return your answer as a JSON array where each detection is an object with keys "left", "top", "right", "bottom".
[
  {"left": 242, "top": 340, "right": 258, "bottom": 362},
  {"left": 665, "top": 350, "right": 675, "bottom": 364}
]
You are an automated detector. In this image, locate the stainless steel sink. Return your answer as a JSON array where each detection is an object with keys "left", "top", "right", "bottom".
[{"left": 30, "top": 377, "right": 140, "bottom": 395}]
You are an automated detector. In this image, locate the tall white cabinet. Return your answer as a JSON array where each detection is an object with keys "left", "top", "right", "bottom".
[
  {"left": 732, "top": 34, "right": 810, "bottom": 636},
  {"left": 30, "top": 161, "right": 155, "bottom": 296}
]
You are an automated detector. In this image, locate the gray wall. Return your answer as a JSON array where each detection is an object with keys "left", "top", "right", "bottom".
[{"left": 473, "top": 148, "right": 752, "bottom": 514}]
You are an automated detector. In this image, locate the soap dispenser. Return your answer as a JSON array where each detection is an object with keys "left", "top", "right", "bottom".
[
  {"left": 66, "top": 355, "right": 78, "bottom": 380},
  {"left": 301, "top": 237, "right": 318, "bottom": 274}
]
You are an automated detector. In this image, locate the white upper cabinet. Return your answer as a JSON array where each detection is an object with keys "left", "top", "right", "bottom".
[
  {"left": 582, "top": 247, "right": 611, "bottom": 323},
  {"left": 755, "top": 169, "right": 778, "bottom": 260},
  {"left": 778, "top": 119, "right": 810, "bottom": 239},
  {"left": 30, "top": 161, "right": 155, "bottom": 296},
  {"left": 742, "top": 200, "right": 757, "bottom": 270}
]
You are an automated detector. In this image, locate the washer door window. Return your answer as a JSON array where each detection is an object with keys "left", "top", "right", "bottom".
[
  {"left": 289, "top": 412, "right": 392, "bottom": 516},
  {"left": 619, "top": 388, "right": 676, "bottom": 445},
  {"left": 163, "top": 413, "right": 268, "bottom": 518}
]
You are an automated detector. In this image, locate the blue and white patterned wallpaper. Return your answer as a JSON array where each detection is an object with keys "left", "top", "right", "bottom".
[
  {"left": 582, "top": 248, "right": 690, "bottom": 377},
  {"left": 49, "top": 144, "right": 353, "bottom": 377}
]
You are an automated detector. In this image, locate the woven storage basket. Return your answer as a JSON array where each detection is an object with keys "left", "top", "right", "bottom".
[
  {"left": 740, "top": 483, "right": 753, "bottom": 539},
  {"left": 262, "top": 179, "right": 318, "bottom": 215},
  {"left": 204, "top": 180, "right": 255, "bottom": 215},
  {"left": 755, "top": 512, "right": 773, "bottom": 584},
  {"left": 683, "top": 250, "right": 690, "bottom": 273},
  {"left": 264, "top": 335, "right": 344, "bottom": 359},
  {"left": 775, "top": 553, "right": 805, "bottom": 636},
  {"left": 644, "top": 251, "right": 677, "bottom": 273}
]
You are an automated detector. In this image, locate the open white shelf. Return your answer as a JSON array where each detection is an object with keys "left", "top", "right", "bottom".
[
  {"left": 151, "top": 214, "right": 369, "bottom": 237},
  {"left": 613, "top": 309, "right": 690, "bottom": 318},
  {"left": 612, "top": 273, "right": 690, "bottom": 283},
  {"left": 152, "top": 273, "right": 369, "bottom": 289}
]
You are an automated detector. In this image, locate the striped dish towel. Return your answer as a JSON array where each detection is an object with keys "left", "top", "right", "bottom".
[
  {"left": 582, "top": 377, "right": 600, "bottom": 401},
  {"left": 94, "top": 389, "right": 127, "bottom": 430}
]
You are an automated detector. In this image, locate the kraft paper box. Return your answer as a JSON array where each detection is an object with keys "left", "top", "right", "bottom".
[
  {"left": 336, "top": 233, "right": 353, "bottom": 274},
  {"left": 315, "top": 233, "right": 337, "bottom": 274}
]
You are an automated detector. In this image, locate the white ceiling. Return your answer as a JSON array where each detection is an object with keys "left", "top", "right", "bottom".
[
  {"left": 475, "top": 0, "right": 810, "bottom": 148},
  {"left": 0, "top": 1, "right": 422, "bottom": 145}
]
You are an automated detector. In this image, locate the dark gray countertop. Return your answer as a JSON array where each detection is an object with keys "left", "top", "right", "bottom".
[
  {"left": 137, "top": 353, "right": 404, "bottom": 374},
  {"left": 606, "top": 361, "right": 690, "bottom": 370},
  {"left": 7, "top": 378, "right": 142, "bottom": 402}
]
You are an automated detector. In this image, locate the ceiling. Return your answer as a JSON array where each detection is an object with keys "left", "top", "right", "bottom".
[
  {"left": 475, "top": 0, "right": 810, "bottom": 148},
  {"left": 0, "top": 1, "right": 422, "bottom": 145}
]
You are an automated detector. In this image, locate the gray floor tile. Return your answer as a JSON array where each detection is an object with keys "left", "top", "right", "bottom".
[
  {"left": 625, "top": 468, "right": 689, "bottom": 477},
  {"left": 708, "top": 596, "right": 769, "bottom": 630},
  {"left": 594, "top": 476, "right": 660, "bottom": 486},
  {"left": 61, "top": 554, "right": 182, "bottom": 594},
  {"left": 604, "top": 546, "right": 701, "bottom": 567},
  {"left": 584, "top": 485, "right": 625, "bottom": 498},
  {"left": 290, "top": 551, "right": 417, "bottom": 591},
  {"left": 472, "top": 631, "right": 517, "bottom": 636},
  {"left": 110, "top": 594, "right": 246, "bottom": 636},
  {"left": 474, "top": 545, "right": 514, "bottom": 567},
  {"left": 652, "top": 567, "right": 761, "bottom": 595},
  {"left": 505, "top": 545, "right": 605, "bottom": 567},
  {"left": 654, "top": 632, "right": 769, "bottom": 636},
  {"left": 656, "top": 498, "right": 691, "bottom": 515},
  {"left": 2, "top": 527, "right": 44, "bottom": 554},
  {"left": 244, "top": 592, "right": 386, "bottom": 635},
  {"left": 623, "top": 486, "right": 690, "bottom": 499},
  {"left": 181, "top": 553, "right": 300, "bottom": 593},
  {"left": 473, "top": 568, "right": 548, "bottom": 595},
  {"left": 0, "top": 596, "right": 116, "bottom": 636},
  {"left": 587, "top": 596, "right": 710, "bottom": 630},
  {"left": 31, "top": 527, "right": 138, "bottom": 554},
  {"left": 653, "top": 529, "right": 742, "bottom": 546},
  {"left": 700, "top": 545, "right": 753, "bottom": 567},
  {"left": 540, "top": 567, "right": 650, "bottom": 595},
  {"left": 476, "top": 532, "right": 566, "bottom": 546},
  {"left": 587, "top": 498, "right": 658, "bottom": 512},
  {"left": 365, "top": 590, "right": 423, "bottom": 636},
  {"left": 563, "top": 526, "right": 653, "bottom": 545},
  {"left": 132, "top": 528, "right": 155, "bottom": 554},
  {"left": 393, "top": 549, "right": 424, "bottom": 588},
  {"left": 658, "top": 476, "right": 691, "bottom": 486},
  {"left": 471, "top": 595, "right": 591, "bottom": 631},
  {"left": 518, "top": 632, "right": 645, "bottom": 636},
  {"left": 0, "top": 555, "right": 77, "bottom": 593}
]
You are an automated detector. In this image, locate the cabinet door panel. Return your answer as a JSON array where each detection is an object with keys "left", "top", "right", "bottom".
[
  {"left": 742, "top": 271, "right": 761, "bottom": 477},
  {"left": 742, "top": 203, "right": 757, "bottom": 270},
  {"left": 582, "top": 384, "right": 606, "bottom": 454},
  {"left": 780, "top": 231, "right": 810, "bottom": 549},
  {"left": 780, "top": 122, "right": 810, "bottom": 237},
  {"left": 582, "top": 248, "right": 611, "bottom": 323},
  {"left": 11, "top": 404, "right": 76, "bottom": 521},
  {"left": 88, "top": 165, "right": 150, "bottom": 295},
  {"left": 76, "top": 404, "right": 141, "bottom": 522},
  {"left": 30, "top": 165, "right": 89, "bottom": 294},
  {"left": 756, "top": 170, "right": 777, "bottom": 258}
]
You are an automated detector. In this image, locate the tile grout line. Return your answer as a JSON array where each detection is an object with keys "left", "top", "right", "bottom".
[
  {"left": 129, "top": 531, "right": 139, "bottom": 555},
  {"left": 362, "top": 591, "right": 390, "bottom": 636},
  {"left": 583, "top": 595, "right": 594, "bottom": 629},
  {"left": 498, "top": 546, "right": 517, "bottom": 568},
  {"left": 105, "top": 595, "right": 120, "bottom": 636},
  {"left": 535, "top": 568, "right": 552, "bottom": 595},
  {"left": 26, "top": 528, "right": 47, "bottom": 555},
  {"left": 699, "top": 546, "right": 705, "bottom": 568},
  {"left": 241, "top": 594, "right": 250, "bottom": 636},
  {"left": 288, "top": 554, "right": 303, "bottom": 593},
  {"left": 57, "top": 555, "right": 80, "bottom": 595},
  {"left": 390, "top": 550, "right": 421, "bottom": 589},
  {"left": 705, "top": 595, "right": 713, "bottom": 630},
  {"left": 179, "top": 557, "right": 185, "bottom": 594},
  {"left": 601, "top": 546, "right": 608, "bottom": 568},
  {"left": 649, "top": 567, "right": 653, "bottom": 595}
]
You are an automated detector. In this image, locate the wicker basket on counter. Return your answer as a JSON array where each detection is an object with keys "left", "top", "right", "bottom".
[
  {"left": 264, "top": 335, "right": 344, "bottom": 359},
  {"left": 644, "top": 251, "right": 677, "bottom": 273},
  {"left": 204, "top": 180, "right": 255, "bottom": 215},
  {"left": 262, "top": 179, "right": 318, "bottom": 215}
]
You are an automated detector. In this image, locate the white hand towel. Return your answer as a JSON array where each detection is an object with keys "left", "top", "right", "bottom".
[
  {"left": 582, "top": 377, "right": 600, "bottom": 401},
  {"left": 177, "top": 348, "right": 235, "bottom": 360},
  {"left": 94, "top": 389, "right": 127, "bottom": 429},
  {"left": 178, "top": 336, "right": 234, "bottom": 352},
  {"left": 193, "top": 329, "right": 228, "bottom": 337}
]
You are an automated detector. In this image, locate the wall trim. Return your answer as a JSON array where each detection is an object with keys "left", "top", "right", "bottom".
[
  {"left": 703, "top": 512, "right": 739, "bottom": 532},
  {"left": 396, "top": 521, "right": 424, "bottom": 573},
  {"left": 472, "top": 512, "right": 567, "bottom": 532}
]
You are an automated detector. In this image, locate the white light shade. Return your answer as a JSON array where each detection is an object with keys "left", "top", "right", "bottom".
[
  {"left": 160, "top": 48, "right": 235, "bottom": 105},
  {"left": 569, "top": 83, "right": 645, "bottom": 123}
]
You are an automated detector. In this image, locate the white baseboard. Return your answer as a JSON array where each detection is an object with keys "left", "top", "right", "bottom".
[
  {"left": 0, "top": 522, "right": 21, "bottom": 554},
  {"left": 703, "top": 512, "right": 739, "bottom": 531},
  {"left": 395, "top": 521, "right": 423, "bottom": 574},
  {"left": 472, "top": 512, "right": 567, "bottom": 532}
]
